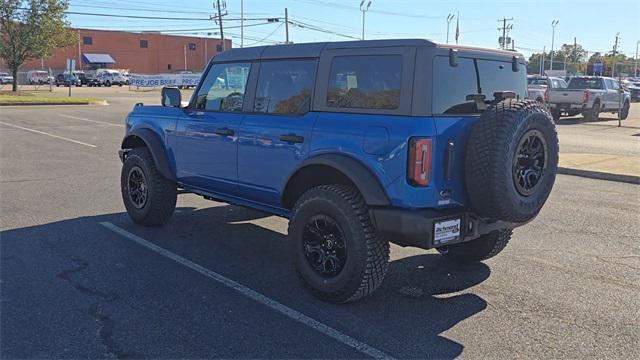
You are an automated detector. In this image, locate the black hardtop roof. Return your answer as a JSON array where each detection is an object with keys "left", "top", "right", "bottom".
[
  {"left": 212, "top": 39, "right": 436, "bottom": 62},
  {"left": 212, "top": 38, "right": 524, "bottom": 63}
]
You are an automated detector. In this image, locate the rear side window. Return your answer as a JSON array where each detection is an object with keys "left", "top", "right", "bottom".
[
  {"left": 327, "top": 55, "right": 401, "bottom": 110},
  {"left": 195, "top": 62, "right": 251, "bottom": 112},
  {"left": 254, "top": 59, "right": 316, "bottom": 115}
]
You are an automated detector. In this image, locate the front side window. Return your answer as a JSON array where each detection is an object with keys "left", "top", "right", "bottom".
[
  {"left": 195, "top": 62, "right": 251, "bottom": 112},
  {"left": 610, "top": 79, "right": 620, "bottom": 90},
  {"left": 327, "top": 55, "right": 401, "bottom": 110},
  {"left": 254, "top": 60, "right": 316, "bottom": 115}
]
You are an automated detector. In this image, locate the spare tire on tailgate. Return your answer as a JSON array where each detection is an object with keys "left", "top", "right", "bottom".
[{"left": 465, "top": 99, "right": 558, "bottom": 223}]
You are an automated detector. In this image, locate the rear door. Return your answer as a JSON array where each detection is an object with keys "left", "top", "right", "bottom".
[{"left": 237, "top": 59, "right": 318, "bottom": 207}]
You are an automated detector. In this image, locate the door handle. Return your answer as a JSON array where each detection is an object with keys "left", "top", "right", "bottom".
[
  {"left": 214, "top": 128, "right": 234, "bottom": 136},
  {"left": 279, "top": 134, "right": 304, "bottom": 144}
]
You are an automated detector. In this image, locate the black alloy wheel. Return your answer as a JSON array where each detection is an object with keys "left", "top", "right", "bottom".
[
  {"left": 512, "top": 129, "right": 548, "bottom": 196},
  {"left": 302, "top": 214, "right": 347, "bottom": 277},
  {"left": 127, "top": 166, "right": 148, "bottom": 209}
]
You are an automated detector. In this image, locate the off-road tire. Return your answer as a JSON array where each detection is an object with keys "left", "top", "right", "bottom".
[
  {"left": 465, "top": 99, "right": 558, "bottom": 223},
  {"left": 437, "top": 229, "right": 512, "bottom": 263},
  {"left": 619, "top": 101, "right": 630, "bottom": 120},
  {"left": 121, "top": 147, "right": 176, "bottom": 226},
  {"left": 288, "top": 184, "right": 389, "bottom": 303},
  {"left": 583, "top": 100, "right": 600, "bottom": 121}
]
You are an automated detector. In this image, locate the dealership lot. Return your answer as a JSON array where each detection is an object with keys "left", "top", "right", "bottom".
[{"left": 1, "top": 92, "right": 639, "bottom": 358}]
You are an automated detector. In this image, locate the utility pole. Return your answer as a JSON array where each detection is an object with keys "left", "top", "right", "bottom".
[
  {"left": 612, "top": 33, "right": 619, "bottom": 78},
  {"left": 550, "top": 20, "right": 559, "bottom": 70},
  {"left": 446, "top": 14, "right": 454, "bottom": 44},
  {"left": 213, "top": 0, "right": 227, "bottom": 52},
  {"left": 497, "top": 17, "right": 513, "bottom": 50},
  {"left": 360, "top": 1, "right": 371, "bottom": 40},
  {"left": 240, "top": 0, "right": 244, "bottom": 48},
  {"left": 285, "top": 8, "right": 289, "bottom": 44}
]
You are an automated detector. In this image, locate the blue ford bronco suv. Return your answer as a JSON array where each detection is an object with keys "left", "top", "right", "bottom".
[{"left": 119, "top": 39, "right": 558, "bottom": 303}]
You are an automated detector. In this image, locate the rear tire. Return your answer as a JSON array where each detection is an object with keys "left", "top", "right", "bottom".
[
  {"left": 121, "top": 147, "right": 176, "bottom": 226},
  {"left": 437, "top": 229, "right": 512, "bottom": 263},
  {"left": 583, "top": 101, "right": 600, "bottom": 121},
  {"left": 288, "top": 184, "right": 389, "bottom": 303}
]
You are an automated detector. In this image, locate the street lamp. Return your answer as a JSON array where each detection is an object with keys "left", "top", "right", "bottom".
[
  {"left": 550, "top": 20, "right": 559, "bottom": 71},
  {"left": 635, "top": 40, "right": 639, "bottom": 78},
  {"left": 446, "top": 14, "right": 455, "bottom": 44},
  {"left": 360, "top": 1, "right": 372, "bottom": 40}
]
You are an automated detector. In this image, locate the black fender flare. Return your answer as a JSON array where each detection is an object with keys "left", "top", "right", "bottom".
[
  {"left": 282, "top": 154, "right": 391, "bottom": 207},
  {"left": 121, "top": 128, "right": 175, "bottom": 181}
]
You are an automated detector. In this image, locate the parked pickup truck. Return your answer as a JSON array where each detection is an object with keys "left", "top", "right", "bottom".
[
  {"left": 118, "top": 39, "right": 559, "bottom": 303},
  {"left": 548, "top": 76, "right": 631, "bottom": 121},
  {"left": 527, "top": 75, "right": 568, "bottom": 103}
]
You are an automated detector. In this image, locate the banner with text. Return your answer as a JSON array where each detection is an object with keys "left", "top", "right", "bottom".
[{"left": 130, "top": 73, "right": 202, "bottom": 88}]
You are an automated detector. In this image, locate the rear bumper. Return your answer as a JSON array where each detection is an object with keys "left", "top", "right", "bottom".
[
  {"left": 548, "top": 103, "right": 585, "bottom": 111},
  {"left": 371, "top": 207, "right": 518, "bottom": 250}
]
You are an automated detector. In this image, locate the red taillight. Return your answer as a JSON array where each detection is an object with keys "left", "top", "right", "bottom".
[
  {"left": 583, "top": 90, "right": 589, "bottom": 104},
  {"left": 407, "top": 138, "right": 432, "bottom": 187},
  {"left": 544, "top": 88, "right": 549, "bottom": 103}
]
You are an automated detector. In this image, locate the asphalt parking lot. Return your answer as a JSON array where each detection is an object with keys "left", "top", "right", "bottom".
[{"left": 1, "top": 89, "right": 639, "bottom": 359}]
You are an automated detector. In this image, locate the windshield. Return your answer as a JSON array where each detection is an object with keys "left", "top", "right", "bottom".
[{"left": 568, "top": 78, "right": 603, "bottom": 90}]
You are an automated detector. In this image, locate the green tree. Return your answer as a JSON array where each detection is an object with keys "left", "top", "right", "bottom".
[{"left": 1, "top": 0, "right": 76, "bottom": 91}]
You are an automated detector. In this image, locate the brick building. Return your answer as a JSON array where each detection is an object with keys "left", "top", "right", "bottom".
[{"left": 20, "top": 28, "right": 230, "bottom": 74}]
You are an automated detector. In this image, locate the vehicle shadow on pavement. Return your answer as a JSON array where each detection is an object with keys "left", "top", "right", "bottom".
[{"left": 1, "top": 204, "right": 490, "bottom": 359}]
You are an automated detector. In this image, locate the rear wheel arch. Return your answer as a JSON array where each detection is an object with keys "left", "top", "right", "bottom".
[
  {"left": 121, "top": 129, "right": 175, "bottom": 181},
  {"left": 281, "top": 154, "right": 390, "bottom": 210}
]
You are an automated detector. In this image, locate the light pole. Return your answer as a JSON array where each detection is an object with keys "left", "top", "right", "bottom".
[
  {"left": 360, "top": 1, "right": 371, "bottom": 40},
  {"left": 446, "top": 14, "right": 455, "bottom": 44},
  {"left": 550, "top": 20, "right": 559, "bottom": 71},
  {"left": 634, "top": 40, "right": 638, "bottom": 78}
]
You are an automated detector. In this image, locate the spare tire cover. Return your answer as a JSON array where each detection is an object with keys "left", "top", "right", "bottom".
[{"left": 465, "top": 99, "right": 559, "bottom": 223}]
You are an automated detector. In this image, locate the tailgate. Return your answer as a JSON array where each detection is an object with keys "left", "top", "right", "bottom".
[{"left": 549, "top": 89, "right": 583, "bottom": 104}]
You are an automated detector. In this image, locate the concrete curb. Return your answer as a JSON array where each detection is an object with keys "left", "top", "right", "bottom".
[
  {"left": 558, "top": 167, "right": 640, "bottom": 185},
  {"left": 0, "top": 100, "right": 108, "bottom": 106}
]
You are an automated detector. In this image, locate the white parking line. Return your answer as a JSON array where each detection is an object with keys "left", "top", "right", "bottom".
[
  {"left": 99, "top": 221, "right": 393, "bottom": 360},
  {"left": 58, "top": 114, "right": 124, "bottom": 127},
  {"left": 0, "top": 121, "right": 97, "bottom": 148}
]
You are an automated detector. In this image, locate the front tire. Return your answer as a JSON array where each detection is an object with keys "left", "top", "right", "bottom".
[
  {"left": 437, "top": 229, "right": 512, "bottom": 263},
  {"left": 619, "top": 101, "right": 630, "bottom": 120},
  {"left": 288, "top": 184, "right": 389, "bottom": 303},
  {"left": 121, "top": 147, "right": 176, "bottom": 226}
]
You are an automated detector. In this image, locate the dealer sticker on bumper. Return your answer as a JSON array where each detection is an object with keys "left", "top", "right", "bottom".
[{"left": 434, "top": 218, "right": 461, "bottom": 245}]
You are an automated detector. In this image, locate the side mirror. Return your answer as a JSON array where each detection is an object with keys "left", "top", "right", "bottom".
[{"left": 161, "top": 87, "right": 182, "bottom": 107}]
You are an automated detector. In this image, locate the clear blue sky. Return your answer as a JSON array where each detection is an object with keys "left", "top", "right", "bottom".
[{"left": 66, "top": 0, "right": 640, "bottom": 59}]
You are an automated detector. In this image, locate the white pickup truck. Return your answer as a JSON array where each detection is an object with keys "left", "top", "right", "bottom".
[
  {"left": 548, "top": 76, "right": 631, "bottom": 121},
  {"left": 527, "top": 76, "right": 567, "bottom": 103}
]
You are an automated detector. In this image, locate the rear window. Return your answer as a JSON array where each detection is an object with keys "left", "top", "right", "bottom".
[
  {"left": 568, "top": 78, "right": 602, "bottom": 89},
  {"left": 327, "top": 55, "right": 402, "bottom": 110},
  {"left": 254, "top": 59, "right": 316, "bottom": 115},
  {"left": 432, "top": 56, "right": 526, "bottom": 114}
]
